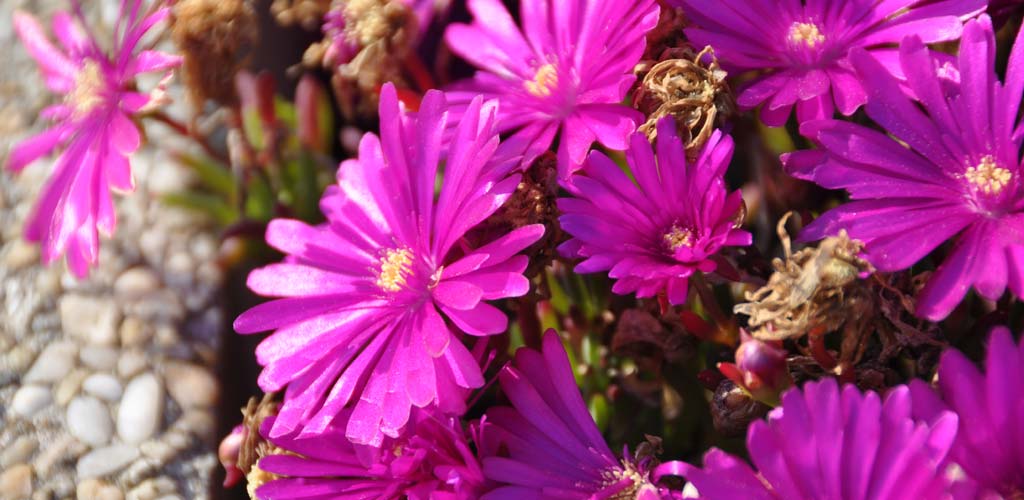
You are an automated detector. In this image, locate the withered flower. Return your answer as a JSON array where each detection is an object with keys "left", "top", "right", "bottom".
[
  {"left": 234, "top": 394, "right": 282, "bottom": 498},
  {"left": 270, "top": 0, "right": 331, "bottom": 29},
  {"left": 633, "top": 46, "right": 735, "bottom": 158},
  {"left": 171, "top": 0, "right": 257, "bottom": 107},
  {"left": 709, "top": 379, "right": 770, "bottom": 438},
  {"left": 733, "top": 213, "right": 874, "bottom": 343}
]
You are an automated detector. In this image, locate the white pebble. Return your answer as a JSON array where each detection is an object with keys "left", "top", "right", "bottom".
[
  {"left": 83, "top": 374, "right": 123, "bottom": 401},
  {"left": 11, "top": 385, "right": 52, "bottom": 418},
  {"left": 67, "top": 396, "right": 113, "bottom": 447},
  {"left": 59, "top": 295, "right": 120, "bottom": 345},
  {"left": 76, "top": 445, "right": 140, "bottom": 479},
  {"left": 80, "top": 345, "right": 119, "bottom": 370},
  {"left": 164, "top": 362, "right": 217, "bottom": 409},
  {"left": 117, "top": 373, "right": 163, "bottom": 444},
  {"left": 23, "top": 342, "right": 77, "bottom": 383}
]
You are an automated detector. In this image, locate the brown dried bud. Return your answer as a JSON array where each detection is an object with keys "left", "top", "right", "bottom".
[
  {"left": 313, "top": 0, "right": 419, "bottom": 120},
  {"left": 236, "top": 393, "right": 280, "bottom": 474},
  {"left": 710, "top": 379, "right": 771, "bottom": 438},
  {"left": 271, "top": 0, "right": 332, "bottom": 29},
  {"left": 171, "top": 0, "right": 257, "bottom": 108},
  {"left": 733, "top": 213, "right": 874, "bottom": 342},
  {"left": 633, "top": 46, "right": 735, "bottom": 158}
]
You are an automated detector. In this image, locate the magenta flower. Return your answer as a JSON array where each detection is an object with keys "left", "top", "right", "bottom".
[
  {"left": 255, "top": 411, "right": 485, "bottom": 500},
  {"left": 671, "top": 379, "right": 959, "bottom": 500},
  {"left": 783, "top": 16, "right": 1024, "bottom": 320},
  {"left": 672, "top": 0, "right": 984, "bottom": 126},
  {"left": 7, "top": 2, "right": 181, "bottom": 276},
  {"left": 558, "top": 118, "right": 751, "bottom": 305},
  {"left": 444, "top": 0, "right": 660, "bottom": 180},
  {"left": 480, "top": 330, "right": 662, "bottom": 499},
  {"left": 910, "top": 327, "right": 1024, "bottom": 498},
  {"left": 234, "top": 84, "right": 544, "bottom": 446}
]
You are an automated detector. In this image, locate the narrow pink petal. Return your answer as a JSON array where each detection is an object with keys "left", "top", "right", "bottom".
[{"left": 7, "top": 125, "right": 68, "bottom": 171}]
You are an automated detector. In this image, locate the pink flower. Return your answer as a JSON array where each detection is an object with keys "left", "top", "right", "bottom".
[
  {"left": 784, "top": 16, "right": 1024, "bottom": 320},
  {"left": 672, "top": 0, "right": 985, "bottom": 126},
  {"left": 256, "top": 410, "right": 486, "bottom": 500},
  {"left": 444, "top": 0, "right": 660, "bottom": 180},
  {"left": 7, "top": 2, "right": 181, "bottom": 276},
  {"left": 234, "top": 84, "right": 544, "bottom": 447},
  {"left": 480, "top": 330, "right": 663, "bottom": 499},
  {"left": 558, "top": 118, "right": 751, "bottom": 305}
]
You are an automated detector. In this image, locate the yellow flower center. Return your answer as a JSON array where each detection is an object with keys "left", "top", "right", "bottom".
[
  {"left": 965, "top": 155, "right": 1012, "bottom": 195},
  {"left": 376, "top": 248, "right": 413, "bottom": 292},
  {"left": 67, "top": 60, "right": 106, "bottom": 119},
  {"left": 524, "top": 63, "right": 559, "bottom": 97},
  {"left": 787, "top": 22, "right": 825, "bottom": 49},
  {"left": 663, "top": 224, "right": 695, "bottom": 251}
]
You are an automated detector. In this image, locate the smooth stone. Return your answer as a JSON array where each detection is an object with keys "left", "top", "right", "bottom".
[
  {"left": 118, "top": 373, "right": 162, "bottom": 444},
  {"left": 54, "top": 368, "right": 88, "bottom": 407},
  {"left": 114, "top": 268, "right": 161, "bottom": 298},
  {"left": 75, "top": 445, "right": 139, "bottom": 479},
  {"left": 10, "top": 385, "right": 51, "bottom": 418},
  {"left": 0, "top": 464, "right": 32, "bottom": 500},
  {"left": 83, "top": 374, "right": 122, "bottom": 401},
  {"left": 2, "top": 239, "right": 39, "bottom": 270},
  {"left": 119, "top": 317, "right": 153, "bottom": 347},
  {"left": 67, "top": 396, "right": 113, "bottom": 447},
  {"left": 79, "top": 346, "right": 118, "bottom": 371},
  {"left": 0, "top": 437, "right": 37, "bottom": 469},
  {"left": 23, "top": 342, "right": 76, "bottom": 383},
  {"left": 117, "top": 351, "right": 147, "bottom": 379},
  {"left": 163, "top": 362, "right": 217, "bottom": 409},
  {"left": 76, "top": 479, "right": 123, "bottom": 500},
  {"left": 59, "top": 295, "right": 120, "bottom": 346}
]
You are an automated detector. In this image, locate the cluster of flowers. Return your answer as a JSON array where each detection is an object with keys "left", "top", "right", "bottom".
[{"left": 7, "top": 0, "right": 1024, "bottom": 498}]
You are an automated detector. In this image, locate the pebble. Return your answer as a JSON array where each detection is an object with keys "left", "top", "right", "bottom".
[
  {"left": 54, "top": 368, "right": 89, "bottom": 407},
  {"left": 126, "top": 476, "right": 175, "bottom": 500},
  {"left": 117, "top": 351, "right": 147, "bottom": 379},
  {"left": 10, "top": 385, "right": 51, "bottom": 418},
  {"left": 32, "top": 435, "right": 83, "bottom": 477},
  {"left": 164, "top": 362, "right": 217, "bottom": 409},
  {"left": 119, "top": 317, "right": 153, "bottom": 347},
  {"left": 118, "top": 373, "right": 162, "bottom": 444},
  {"left": 79, "top": 346, "right": 118, "bottom": 370},
  {"left": 76, "top": 479, "right": 123, "bottom": 500},
  {"left": 0, "top": 437, "right": 36, "bottom": 469},
  {"left": 2, "top": 239, "right": 39, "bottom": 270},
  {"left": 83, "top": 374, "right": 123, "bottom": 401},
  {"left": 76, "top": 445, "right": 139, "bottom": 479},
  {"left": 23, "top": 341, "right": 76, "bottom": 383},
  {"left": 114, "top": 268, "right": 160, "bottom": 298},
  {"left": 0, "top": 464, "right": 32, "bottom": 500},
  {"left": 59, "top": 295, "right": 120, "bottom": 345},
  {"left": 67, "top": 396, "right": 113, "bottom": 447}
]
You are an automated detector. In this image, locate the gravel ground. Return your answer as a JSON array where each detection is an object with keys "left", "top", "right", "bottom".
[{"left": 0, "top": 2, "right": 226, "bottom": 499}]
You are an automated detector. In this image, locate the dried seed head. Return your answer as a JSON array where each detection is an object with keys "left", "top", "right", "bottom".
[
  {"left": 633, "top": 47, "right": 735, "bottom": 158},
  {"left": 710, "top": 379, "right": 771, "bottom": 438},
  {"left": 311, "top": 0, "right": 418, "bottom": 119},
  {"left": 733, "top": 213, "right": 874, "bottom": 342},
  {"left": 171, "top": 0, "right": 257, "bottom": 107},
  {"left": 271, "top": 0, "right": 331, "bottom": 29},
  {"left": 236, "top": 393, "right": 280, "bottom": 475}
]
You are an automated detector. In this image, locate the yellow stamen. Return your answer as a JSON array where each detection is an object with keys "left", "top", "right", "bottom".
[
  {"left": 965, "top": 155, "right": 1012, "bottom": 195},
  {"left": 375, "top": 248, "right": 413, "bottom": 292},
  {"left": 524, "top": 63, "right": 558, "bottom": 97},
  {"left": 663, "top": 224, "right": 695, "bottom": 251},
  {"left": 67, "top": 60, "right": 106, "bottom": 119},
  {"left": 787, "top": 22, "right": 825, "bottom": 49}
]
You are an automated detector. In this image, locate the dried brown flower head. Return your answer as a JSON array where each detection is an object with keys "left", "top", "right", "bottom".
[
  {"left": 271, "top": 0, "right": 332, "bottom": 29},
  {"left": 308, "top": 0, "right": 418, "bottom": 120},
  {"left": 171, "top": 0, "right": 257, "bottom": 107},
  {"left": 634, "top": 46, "right": 735, "bottom": 158},
  {"left": 710, "top": 379, "right": 771, "bottom": 437},
  {"left": 734, "top": 213, "right": 874, "bottom": 342},
  {"left": 236, "top": 393, "right": 280, "bottom": 474}
]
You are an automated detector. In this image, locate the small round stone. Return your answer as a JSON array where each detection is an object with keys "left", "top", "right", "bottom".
[
  {"left": 76, "top": 445, "right": 139, "bottom": 479},
  {"left": 2, "top": 239, "right": 39, "bottom": 270},
  {"left": 0, "top": 464, "right": 32, "bottom": 500},
  {"left": 11, "top": 385, "right": 52, "bottom": 418},
  {"left": 23, "top": 342, "right": 76, "bottom": 384},
  {"left": 117, "top": 373, "right": 163, "bottom": 444},
  {"left": 0, "top": 437, "right": 37, "bottom": 469},
  {"left": 119, "top": 317, "right": 153, "bottom": 347},
  {"left": 117, "top": 351, "right": 147, "bottom": 379},
  {"left": 80, "top": 345, "right": 118, "bottom": 370},
  {"left": 54, "top": 368, "right": 89, "bottom": 407},
  {"left": 164, "top": 362, "right": 217, "bottom": 409},
  {"left": 59, "top": 295, "right": 120, "bottom": 346},
  {"left": 67, "top": 396, "right": 114, "bottom": 447},
  {"left": 82, "top": 374, "right": 123, "bottom": 401},
  {"left": 77, "top": 478, "right": 124, "bottom": 500},
  {"left": 114, "top": 267, "right": 160, "bottom": 298}
]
